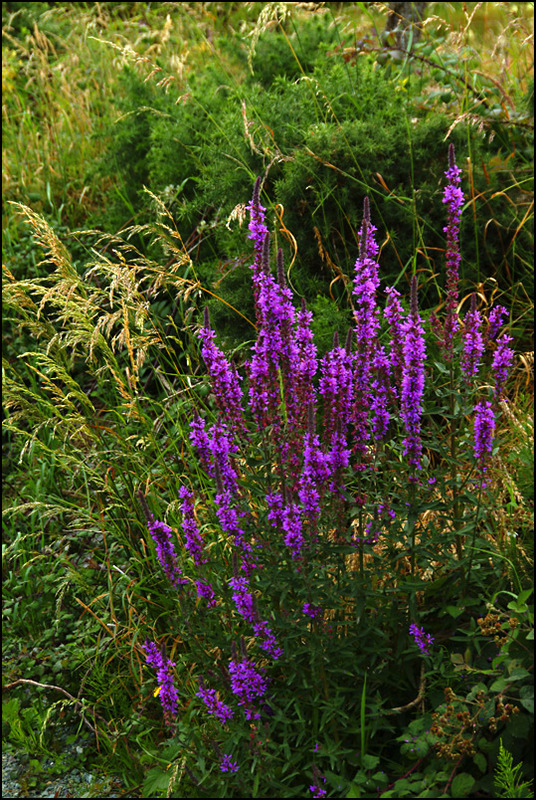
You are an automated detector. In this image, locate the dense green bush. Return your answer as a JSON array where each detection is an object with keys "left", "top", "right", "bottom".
[{"left": 99, "top": 22, "right": 532, "bottom": 351}]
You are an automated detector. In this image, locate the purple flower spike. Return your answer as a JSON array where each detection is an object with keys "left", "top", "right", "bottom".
[
  {"left": 248, "top": 180, "right": 268, "bottom": 260},
  {"left": 473, "top": 400, "right": 495, "bottom": 486},
  {"left": 400, "top": 276, "right": 426, "bottom": 476},
  {"left": 319, "top": 332, "right": 354, "bottom": 442},
  {"left": 492, "top": 334, "right": 514, "bottom": 401},
  {"left": 178, "top": 486, "right": 207, "bottom": 565},
  {"left": 384, "top": 287, "right": 404, "bottom": 389},
  {"left": 142, "top": 640, "right": 180, "bottom": 726},
  {"left": 441, "top": 143, "right": 464, "bottom": 360},
  {"left": 228, "top": 656, "right": 268, "bottom": 720},
  {"left": 199, "top": 308, "right": 245, "bottom": 435},
  {"left": 409, "top": 624, "right": 434, "bottom": 656},
  {"left": 303, "top": 603, "right": 323, "bottom": 619},
  {"left": 461, "top": 293, "right": 484, "bottom": 380},
  {"left": 197, "top": 677, "right": 234, "bottom": 726},
  {"left": 195, "top": 581, "right": 217, "bottom": 607},
  {"left": 487, "top": 305, "right": 509, "bottom": 342},
  {"left": 147, "top": 517, "right": 187, "bottom": 588}
]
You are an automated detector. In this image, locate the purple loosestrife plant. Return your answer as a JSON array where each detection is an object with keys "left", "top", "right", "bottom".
[
  {"left": 319, "top": 330, "right": 354, "bottom": 442},
  {"left": 384, "top": 286, "right": 405, "bottom": 390},
  {"left": 220, "top": 754, "right": 239, "bottom": 774},
  {"left": 142, "top": 641, "right": 180, "bottom": 726},
  {"left": 461, "top": 293, "right": 485, "bottom": 381},
  {"left": 400, "top": 276, "right": 426, "bottom": 477},
  {"left": 199, "top": 307, "right": 246, "bottom": 436},
  {"left": 138, "top": 148, "right": 518, "bottom": 795},
  {"left": 247, "top": 176, "right": 269, "bottom": 313},
  {"left": 196, "top": 677, "right": 234, "bottom": 726},
  {"left": 409, "top": 624, "right": 434, "bottom": 656},
  {"left": 473, "top": 399, "right": 496, "bottom": 486},
  {"left": 439, "top": 142, "right": 464, "bottom": 360},
  {"left": 147, "top": 517, "right": 187, "bottom": 588},
  {"left": 492, "top": 334, "right": 515, "bottom": 401},
  {"left": 228, "top": 655, "right": 268, "bottom": 721},
  {"left": 352, "top": 197, "right": 381, "bottom": 458},
  {"left": 486, "top": 304, "right": 509, "bottom": 343},
  {"left": 178, "top": 486, "right": 207, "bottom": 565}
]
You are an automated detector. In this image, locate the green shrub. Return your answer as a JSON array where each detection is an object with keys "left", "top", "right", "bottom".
[{"left": 100, "top": 26, "right": 533, "bottom": 352}]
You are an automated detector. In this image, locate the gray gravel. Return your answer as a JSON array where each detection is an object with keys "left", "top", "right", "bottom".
[{"left": 2, "top": 738, "right": 133, "bottom": 799}]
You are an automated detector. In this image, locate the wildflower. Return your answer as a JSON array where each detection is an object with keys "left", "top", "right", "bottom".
[
  {"left": 197, "top": 677, "right": 234, "bottom": 726},
  {"left": 370, "top": 345, "right": 392, "bottom": 439},
  {"left": 384, "top": 286, "right": 404, "bottom": 389},
  {"left": 492, "top": 334, "right": 514, "bottom": 401},
  {"left": 147, "top": 517, "right": 187, "bottom": 588},
  {"left": 253, "top": 619, "right": 283, "bottom": 659},
  {"left": 199, "top": 307, "right": 245, "bottom": 434},
  {"left": 310, "top": 764, "right": 328, "bottom": 798},
  {"left": 229, "top": 575, "right": 256, "bottom": 624},
  {"left": 409, "top": 624, "right": 434, "bottom": 656},
  {"left": 220, "top": 754, "right": 239, "bottom": 773},
  {"left": 142, "top": 641, "right": 179, "bottom": 725},
  {"left": 353, "top": 197, "right": 381, "bottom": 346},
  {"left": 281, "top": 501, "right": 305, "bottom": 558},
  {"left": 228, "top": 656, "right": 268, "bottom": 720},
  {"left": 247, "top": 177, "right": 270, "bottom": 309},
  {"left": 473, "top": 400, "right": 495, "bottom": 485},
  {"left": 319, "top": 331, "right": 354, "bottom": 441},
  {"left": 303, "top": 603, "right": 323, "bottom": 619},
  {"left": 486, "top": 305, "right": 508, "bottom": 342},
  {"left": 460, "top": 293, "right": 484, "bottom": 380},
  {"left": 246, "top": 243, "right": 295, "bottom": 429},
  {"left": 309, "top": 784, "right": 327, "bottom": 799},
  {"left": 229, "top": 575, "right": 282, "bottom": 658},
  {"left": 400, "top": 276, "right": 426, "bottom": 476},
  {"left": 207, "top": 422, "right": 240, "bottom": 494},
  {"left": 286, "top": 298, "right": 317, "bottom": 428},
  {"left": 441, "top": 142, "right": 464, "bottom": 360},
  {"left": 352, "top": 197, "right": 381, "bottom": 454},
  {"left": 178, "top": 486, "right": 206, "bottom": 565},
  {"left": 298, "top": 422, "right": 331, "bottom": 525},
  {"left": 195, "top": 581, "right": 217, "bottom": 607}
]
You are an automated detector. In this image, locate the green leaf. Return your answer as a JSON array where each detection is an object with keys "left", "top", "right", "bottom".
[
  {"left": 362, "top": 754, "right": 380, "bottom": 770},
  {"left": 451, "top": 772, "right": 475, "bottom": 797},
  {"left": 142, "top": 767, "right": 172, "bottom": 797},
  {"left": 490, "top": 677, "right": 509, "bottom": 692},
  {"left": 519, "top": 696, "right": 534, "bottom": 713},
  {"left": 346, "top": 783, "right": 361, "bottom": 798},
  {"left": 446, "top": 605, "right": 465, "bottom": 618},
  {"left": 473, "top": 752, "right": 487, "bottom": 773},
  {"left": 507, "top": 667, "right": 530, "bottom": 681}
]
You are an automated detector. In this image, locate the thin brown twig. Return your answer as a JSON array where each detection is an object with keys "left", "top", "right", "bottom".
[
  {"left": 3, "top": 678, "right": 111, "bottom": 735},
  {"left": 383, "top": 661, "right": 426, "bottom": 715}
]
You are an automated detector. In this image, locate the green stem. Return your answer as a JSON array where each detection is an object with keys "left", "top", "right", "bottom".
[{"left": 464, "top": 479, "right": 484, "bottom": 595}]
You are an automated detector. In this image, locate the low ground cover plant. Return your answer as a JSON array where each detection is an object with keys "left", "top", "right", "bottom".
[{"left": 4, "top": 139, "right": 532, "bottom": 797}]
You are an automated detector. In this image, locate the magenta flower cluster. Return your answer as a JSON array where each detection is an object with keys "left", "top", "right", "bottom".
[
  {"left": 228, "top": 657, "right": 268, "bottom": 720},
  {"left": 409, "top": 624, "right": 434, "bottom": 656},
  {"left": 142, "top": 641, "right": 180, "bottom": 726},
  {"left": 196, "top": 677, "right": 234, "bottom": 726},
  {"left": 473, "top": 400, "right": 496, "bottom": 486},
  {"left": 147, "top": 517, "right": 187, "bottom": 588},
  {"left": 440, "top": 142, "right": 464, "bottom": 360}
]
